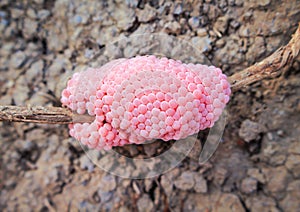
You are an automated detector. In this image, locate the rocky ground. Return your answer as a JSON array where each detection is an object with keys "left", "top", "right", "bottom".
[{"left": 1, "top": 0, "right": 300, "bottom": 211}]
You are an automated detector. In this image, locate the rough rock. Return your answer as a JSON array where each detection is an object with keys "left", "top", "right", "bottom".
[
  {"left": 98, "top": 174, "right": 117, "bottom": 193},
  {"left": 33, "top": 0, "right": 44, "bottom": 4},
  {"left": 79, "top": 155, "right": 94, "bottom": 172},
  {"left": 12, "top": 76, "right": 30, "bottom": 105},
  {"left": 240, "top": 177, "right": 257, "bottom": 194},
  {"left": 186, "top": 192, "right": 245, "bottom": 212},
  {"left": 214, "top": 37, "right": 243, "bottom": 65},
  {"left": 26, "top": 8, "right": 37, "bottom": 19},
  {"left": 46, "top": 21, "right": 68, "bottom": 52},
  {"left": 0, "top": 95, "right": 12, "bottom": 105},
  {"left": 143, "top": 142, "right": 162, "bottom": 157},
  {"left": 160, "top": 175, "right": 173, "bottom": 196},
  {"left": 215, "top": 38, "right": 226, "bottom": 48},
  {"left": 246, "top": 36, "right": 266, "bottom": 63},
  {"left": 263, "top": 166, "right": 290, "bottom": 196},
  {"left": 288, "top": 142, "right": 300, "bottom": 155},
  {"left": 213, "top": 167, "right": 228, "bottom": 186},
  {"left": 229, "top": 20, "right": 240, "bottom": 30},
  {"left": 94, "top": 26, "right": 120, "bottom": 46},
  {"left": 213, "top": 193, "right": 245, "bottom": 212},
  {"left": 194, "top": 175, "right": 208, "bottom": 193},
  {"left": 11, "top": 8, "right": 24, "bottom": 19},
  {"left": 23, "top": 18, "right": 38, "bottom": 39},
  {"left": 184, "top": 193, "right": 210, "bottom": 211},
  {"left": 37, "top": 9, "right": 50, "bottom": 20},
  {"left": 137, "top": 4, "right": 156, "bottom": 22},
  {"left": 205, "top": 4, "right": 221, "bottom": 21},
  {"left": 164, "top": 21, "right": 181, "bottom": 34},
  {"left": 246, "top": 0, "right": 271, "bottom": 7},
  {"left": 244, "top": 9, "right": 293, "bottom": 37},
  {"left": 238, "top": 25, "right": 251, "bottom": 37},
  {"left": 173, "top": 3, "right": 183, "bottom": 15},
  {"left": 46, "top": 56, "right": 72, "bottom": 93},
  {"left": 285, "top": 154, "right": 300, "bottom": 177},
  {"left": 174, "top": 171, "right": 195, "bottom": 191},
  {"left": 190, "top": 36, "right": 212, "bottom": 52},
  {"left": 113, "top": 6, "right": 136, "bottom": 30},
  {"left": 144, "top": 179, "right": 153, "bottom": 192},
  {"left": 280, "top": 180, "right": 300, "bottom": 211},
  {"left": 25, "top": 60, "right": 44, "bottom": 83},
  {"left": 266, "top": 36, "right": 282, "bottom": 54},
  {"left": 10, "top": 51, "right": 27, "bottom": 69},
  {"left": 247, "top": 168, "right": 266, "bottom": 184},
  {"left": 97, "top": 190, "right": 113, "bottom": 203},
  {"left": 239, "top": 119, "right": 266, "bottom": 142},
  {"left": 137, "top": 194, "right": 154, "bottom": 212},
  {"left": 125, "top": 0, "right": 139, "bottom": 8},
  {"left": 260, "top": 138, "right": 288, "bottom": 166},
  {"left": 214, "top": 16, "right": 229, "bottom": 35},
  {"left": 246, "top": 195, "right": 279, "bottom": 212},
  {"left": 197, "top": 28, "right": 208, "bottom": 37},
  {"left": 188, "top": 17, "right": 200, "bottom": 31}
]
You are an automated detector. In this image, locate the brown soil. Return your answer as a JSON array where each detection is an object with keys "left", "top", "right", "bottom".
[{"left": 1, "top": 0, "right": 300, "bottom": 211}]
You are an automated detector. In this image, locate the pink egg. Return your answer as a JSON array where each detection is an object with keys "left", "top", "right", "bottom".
[
  {"left": 141, "top": 96, "right": 149, "bottom": 104},
  {"left": 172, "top": 121, "right": 181, "bottom": 130},
  {"left": 137, "top": 114, "right": 146, "bottom": 123},
  {"left": 156, "top": 92, "right": 165, "bottom": 101},
  {"left": 166, "top": 117, "right": 174, "bottom": 126},
  {"left": 138, "top": 104, "right": 147, "bottom": 114},
  {"left": 138, "top": 123, "right": 146, "bottom": 129},
  {"left": 131, "top": 117, "right": 139, "bottom": 126},
  {"left": 140, "top": 130, "right": 149, "bottom": 138},
  {"left": 145, "top": 111, "right": 151, "bottom": 119},
  {"left": 151, "top": 116, "right": 160, "bottom": 124},
  {"left": 149, "top": 130, "right": 159, "bottom": 138},
  {"left": 166, "top": 108, "right": 175, "bottom": 116},
  {"left": 160, "top": 101, "right": 169, "bottom": 111},
  {"left": 120, "top": 119, "right": 130, "bottom": 129},
  {"left": 169, "top": 99, "right": 178, "bottom": 109},
  {"left": 61, "top": 55, "right": 231, "bottom": 149}
]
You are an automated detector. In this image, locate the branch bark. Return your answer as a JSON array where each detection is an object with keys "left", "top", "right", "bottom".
[
  {"left": 0, "top": 23, "right": 299, "bottom": 124},
  {"left": 228, "top": 23, "right": 300, "bottom": 91},
  {"left": 0, "top": 106, "right": 93, "bottom": 124}
]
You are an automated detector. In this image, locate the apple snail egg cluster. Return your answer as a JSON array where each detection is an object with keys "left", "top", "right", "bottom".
[{"left": 61, "top": 55, "right": 231, "bottom": 150}]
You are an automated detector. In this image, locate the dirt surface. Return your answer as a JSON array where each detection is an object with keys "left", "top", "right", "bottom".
[{"left": 1, "top": 0, "right": 300, "bottom": 211}]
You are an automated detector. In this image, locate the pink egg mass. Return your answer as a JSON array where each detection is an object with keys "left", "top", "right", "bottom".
[{"left": 61, "top": 55, "right": 231, "bottom": 150}]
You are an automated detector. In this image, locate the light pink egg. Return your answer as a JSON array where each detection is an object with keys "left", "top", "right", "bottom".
[{"left": 61, "top": 55, "right": 231, "bottom": 150}]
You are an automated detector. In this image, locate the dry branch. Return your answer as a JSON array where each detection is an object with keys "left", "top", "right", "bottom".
[
  {"left": 0, "top": 106, "right": 93, "bottom": 124},
  {"left": 0, "top": 23, "right": 299, "bottom": 124},
  {"left": 228, "top": 23, "right": 300, "bottom": 91}
]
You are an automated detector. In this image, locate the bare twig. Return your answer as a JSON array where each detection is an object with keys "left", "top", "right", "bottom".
[
  {"left": 229, "top": 23, "right": 300, "bottom": 91},
  {"left": 0, "top": 23, "right": 299, "bottom": 124},
  {"left": 0, "top": 106, "right": 93, "bottom": 124}
]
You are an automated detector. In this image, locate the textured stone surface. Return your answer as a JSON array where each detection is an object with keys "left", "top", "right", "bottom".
[
  {"left": 137, "top": 194, "right": 154, "bottom": 212},
  {"left": 264, "top": 166, "right": 290, "bottom": 196},
  {"left": 239, "top": 119, "right": 266, "bottom": 142},
  {"left": 183, "top": 193, "right": 245, "bottom": 212},
  {"left": 0, "top": 0, "right": 300, "bottom": 211},
  {"left": 241, "top": 177, "right": 257, "bottom": 194},
  {"left": 10, "top": 51, "right": 27, "bottom": 69},
  {"left": 194, "top": 175, "right": 208, "bottom": 193},
  {"left": 246, "top": 195, "right": 279, "bottom": 212},
  {"left": 174, "top": 171, "right": 195, "bottom": 190},
  {"left": 213, "top": 193, "right": 245, "bottom": 212},
  {"left": 285, "top": 154, "right": 300, "bottom": 177},
  {"left": 280, "top": 180, "right": 300, "bottom": 211}
]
